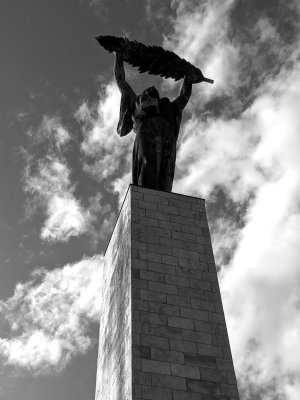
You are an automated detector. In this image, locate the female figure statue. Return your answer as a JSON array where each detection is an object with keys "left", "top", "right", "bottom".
[{"left": 115, "top": 52, "right": 192, "bottom": 192}]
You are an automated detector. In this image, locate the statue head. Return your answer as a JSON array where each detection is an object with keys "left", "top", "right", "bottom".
[
  {"left": 142, "top": 86, "right": 159, "bottom": 99},
  {"left": 136, "top": 86, "right": 160, "bottom": 115}
]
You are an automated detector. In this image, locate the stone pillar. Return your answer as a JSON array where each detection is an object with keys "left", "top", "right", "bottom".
[{"left": 95, "top": 185, "right": 239, "bottom": 400}]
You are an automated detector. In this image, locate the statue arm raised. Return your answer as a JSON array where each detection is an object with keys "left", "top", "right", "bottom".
[
  {"left": 172, "top": 76, "right": 192, "bottom": 111},
  {"left": 115, "top": 52, "right": 135, "bottom": 95},
  {"left": 115, "top": 53, "right": 136, "bottom": 136}
]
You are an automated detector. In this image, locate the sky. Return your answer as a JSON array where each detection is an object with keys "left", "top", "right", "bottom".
[{"left": 0, "top": 0, "right": 300, "bottom": 399}]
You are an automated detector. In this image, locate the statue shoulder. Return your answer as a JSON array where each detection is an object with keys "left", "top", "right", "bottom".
[
  {"left": 160, "top": 97, "right": 182, "bottom": 116},
  {"left": 159, "top": 97, "right": 172, "bottom": 113},
  {"left": 160, "top": 97, "right": 171, "bottom": 105}
]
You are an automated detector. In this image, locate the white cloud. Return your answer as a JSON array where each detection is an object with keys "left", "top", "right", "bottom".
[
  {"left": 174, "top": 114, "right": 260, "bottom": 201},
  {"left": 164, "top": 0, "right": 240, "bottom": 98},
  {"left": 255, "top": 18, "right": 280, "bottom": 43},
  {"left": 27, "top": 115, "right": 70, "bottom": 148},
  {"left": 220, "top": 65, "right": 300, "bottom": 398},
  {"left": 76, "top": 82, "right": 133, "bottom": 196},
  {"left": 0, "top": 256, "right": 103, "bottom": 371},
  {"left": 24, "top": 154, "right": 93, "bottom": 243},
  {"left": 111, "top": 171, "right": 132, "bottom": 207},
  {"left": 168, "top": 0, "right": 300, "bottom": 398},
  {"left": 174, "top": 60, "right": 300, "bottom": 399},
  {"left": 41, "top": 193, "right": 91, "bottom": 242},
  {"left": 209, "top": 215, "right": 241, "bottom": 266},
  {"left": 23, "top": 116, "right": 114, "bottom": 243}
]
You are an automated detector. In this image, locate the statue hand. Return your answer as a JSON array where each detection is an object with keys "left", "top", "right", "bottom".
[
  {"left": 115, "top": 51, "right": 123, "bottom": 61},
  {"left": 184, "top": 75, "right": 193, "bottom": 84}
]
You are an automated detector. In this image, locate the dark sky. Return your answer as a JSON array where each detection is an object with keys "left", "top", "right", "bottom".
[{"left": 0, "top": 1, "right": 300, "bottom": 399}]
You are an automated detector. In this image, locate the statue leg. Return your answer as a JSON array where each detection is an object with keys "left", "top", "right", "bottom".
[
  {"left": 158, "top": 140, "right": 176, "bottom": 192},
  {"left": 134, "top": 131, "right": 158, "bottom": 189}
]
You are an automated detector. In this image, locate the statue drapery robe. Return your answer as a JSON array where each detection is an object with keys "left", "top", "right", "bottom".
[{"left": 117, "top": 82, "right": 191, "bottom": 192}]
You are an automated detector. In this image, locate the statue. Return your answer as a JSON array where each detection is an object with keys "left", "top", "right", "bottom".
[{"left": 96, "top": 36, "right": 213, "bottom": 192}]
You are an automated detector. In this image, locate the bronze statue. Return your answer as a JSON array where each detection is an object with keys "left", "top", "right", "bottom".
[{"left": 96, "top": 36, "right": 213, "bottom": 192}]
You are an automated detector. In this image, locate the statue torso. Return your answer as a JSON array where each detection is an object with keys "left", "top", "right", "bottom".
[{"left": 132, "top": 97, "right": 181, "bottom": 142}]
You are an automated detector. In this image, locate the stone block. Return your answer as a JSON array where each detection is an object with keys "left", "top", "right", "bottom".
[
  {"left": 184, "top": 353, "right": 216, "bottom": 369},
  {"left": 142, "top": 359, "right": 171, "bottom": 375},
  {"left": 189, "top": 278, "right": 212, "bottom": 291},
  {"left": 182, "top": 330, "right": 212, "bottom": 344},
  {"left": 133, "top": 371, "right": 152, "bottom": 385},
  {"left": 159, "top": 219, "right": 181, "bottom": 231},
  {"left": 165, "top": 274, "right": 190, "bottom": 287},
  {"left": 220, "top": 383, "right": 240, "bottom": 397},
  {"left": 151, "top": 348, "right": 184, "bottom": 364},
  {"left": 173, "top": 247, "right": 199, "bottom": 260},
  {"left": 168, "top": 316, "right": 194, "bottom": 330},
  {"left": 141, "top": 335, "right": 169, "bottom": 349},
  {"left": 178, "top": 286, "right": 206, "bottom": 301},
  {"left": 146, "top": 209, "right": 171, "bottom": 221},
  {"left": 187, "top": 379, "right": 221, "bottom": 396},
  {"left": 180, "top": 307, "right": 209, "bottom": 321},
  {"left": 139, "top": 200, "right": 158, "bottom": 210},
  {"left": 141, "top": 311, "right": 167, "bottom": 325},
  {"left": 140, "top": 270, "right": 164, "bottom": 283},
  {"left": 148, "top": 243, "right": 173, "bottom": 255},
  {"left": 133, "top": 345, "right": 151, "bottom": 359},
  {"left": 143, "top": 193, "right": 169, "bottom": 205},
  {"left": 172, "top": 230, "right": 196, "bottom": 242},
  {"left": 159, "top": 236, "right": 182, "bottom": 249},
  {"left": 171, "top": 363, "right": 200, "bottom": 379},
  {"left": 132, "top": 300, "right": 149, "bottom": 312},
  {"left": 194, "top": 321, "right": 219, "bottom": 334},
  {"left": 176, "top": 265, "right": 203, "bottom": 280},
  {"left": 149, "top": 324, "right": 182, "bottom": 339},
  {"left": 178, "top": 257, "right": 203, "bottom": 270},
  {"left": 191, "top": 298, "right": 215, "bottom": 312},
  {"left": 167, "top": 294, "right": 191, "bottom": 308},
  {"left": 199, "top": 367, "right": 227, "bottom": 383},
  {"left": 141, "top": 385, "right": 172, "bottom": 400},
  {"left": 148, "top": 261, "right": 175, "bottom": 275},
  {"left": 146, "top": 225, "right": 171, "bottom": 238},
  {"left": 161, "top": 254, "right": 178, "bottom": 266},
  {"left": 172, "top": 390, "right": 203, "bottom": 400},
  {"left": 151, "top": 373, "right": 187, "bottom": 390},
  {"left": 197, "top": 343, "right": 223, "bottom": 358},
  {"left": 149, "top": 301, "right": 179, "bottom": 316},
  {"left": 158, "top": 203, "right": 179, "bottom": 215},
  {"left": 148, "top": 281, "right": 178, "bottom": 295},
  {"left": 170, "top": 339, "right": 197, "bottom": 354},
  {"left": 140, "top": 289, "right": 166, "bottom": 303}
]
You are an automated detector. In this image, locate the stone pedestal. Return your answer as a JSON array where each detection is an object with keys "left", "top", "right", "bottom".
[{"left": 95, "top": 185, "right": 239, "bottom": 400}]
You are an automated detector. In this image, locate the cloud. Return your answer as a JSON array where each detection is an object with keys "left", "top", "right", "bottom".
[
  {"left": 23, "top": 116, "right": 114, "bottom": 243},
  {"left": 220, "top": 64, "right": 300, "bottom": 398},
  {"left": 167, "top": 0, "right": 300, "bottom": 398},
  {"left": 164, "top": 0, "right": 240, "bottom": 98},
  {"left": 76, "top": 82, "right": 133, "bottom": 195},
  {"left": 24, "top": 140, "right": 93, "bottom": 242},
  {"left": 40, "top": 190, "right": 92, "bottom": 242},
  {"left": 0, "top": 256, "right": 103, "bottom": 372},
  {"left": 27, "top": 115, "right": 70, "bottom": 148},
  {"left": 88, "top": 192, "right": 116, "bottom": 241}
]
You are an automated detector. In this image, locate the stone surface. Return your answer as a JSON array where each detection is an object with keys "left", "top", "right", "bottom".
[
  {"left": 95, "top": 191, "right": 132, "bottom": 400},
  {"left": 95, "top": 185, "right": 240, "bottom": 400}
]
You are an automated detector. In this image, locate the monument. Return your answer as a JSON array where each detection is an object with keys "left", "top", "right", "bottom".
[{"left": 95, "top": 36, "right": 240, "bottom": 400}]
